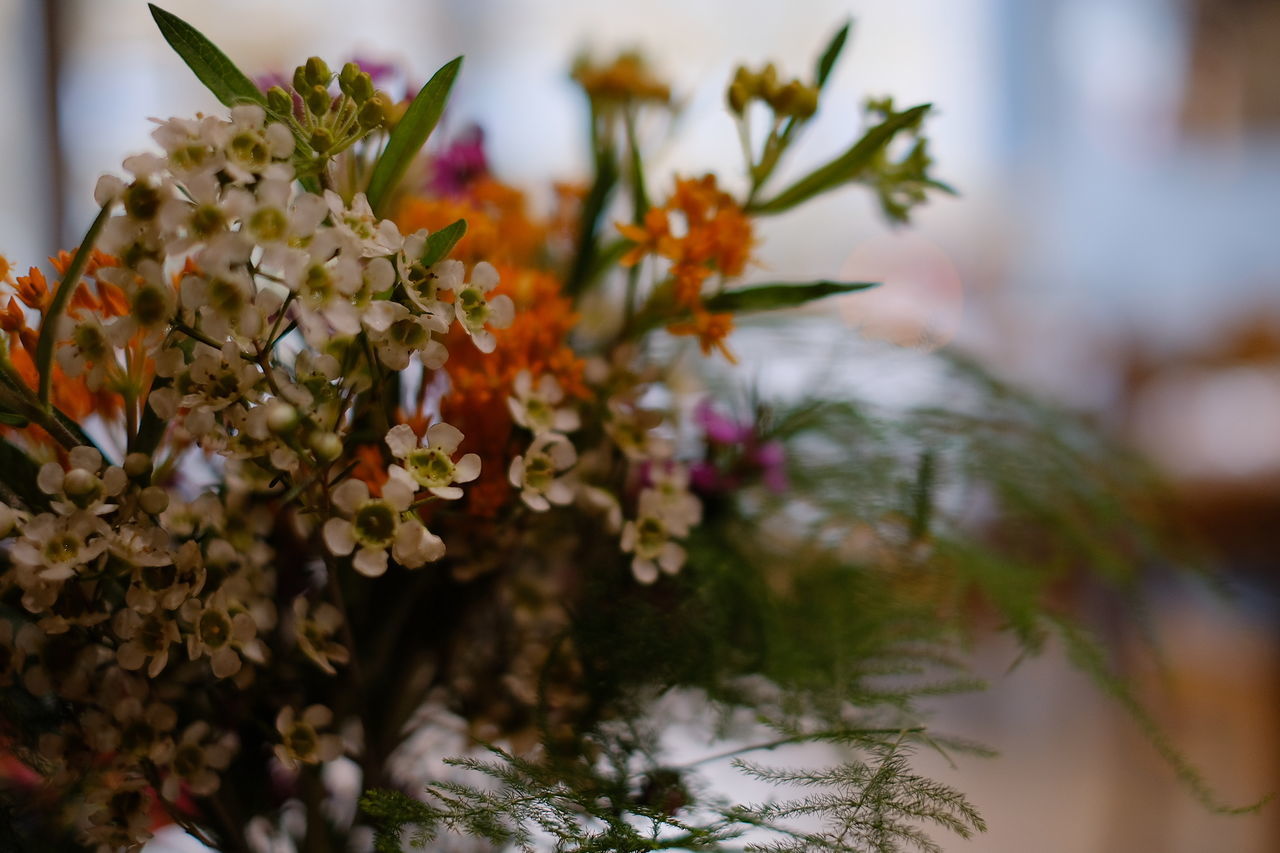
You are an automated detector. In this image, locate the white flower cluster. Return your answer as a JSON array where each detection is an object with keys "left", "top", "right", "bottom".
[{"left": 0, "top": 98, "right": 521, "bottom": 845}]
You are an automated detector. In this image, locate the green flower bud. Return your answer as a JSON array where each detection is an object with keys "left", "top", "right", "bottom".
[
  {"left": 309, "top": 127, "right": 334, "bottom": 153},
  {"left": 352, "top": 73, "right": 375, "bottom": 103},
  {"left": 338, "top": 62, "right": 361, "bottom": 96},
  {"left": 304, "top": 56, "right": 331, "bottom": 88},
  {"left": 727, "top": 80, "right": 750, "bottom": 115},
  {"left": 358, "top": 94, "right": 389, "bottom": 130},
  {"left": 793, "top": 85, "right": 819, "bottom": 119},
  {"left": 770, "top": 80, "right": 803, "bottom": 114},
  {"left": 758, "top": 63, "right": 780, "bottom": 102},
  {"left": 267, "top": 86, "right": 294, "bottom": 116},
  {"left": 292, "top": 66, "right": 308, "bottom": 94},
  {"left": 305, "top": 84, "right": 331, "bottom": 117}
]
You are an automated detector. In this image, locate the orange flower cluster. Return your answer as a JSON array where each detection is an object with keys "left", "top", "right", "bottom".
[
  {"left": 0, "top": 251, "right": 125, "bottom": 441},
  {"left": 571, "top": 52, "right": 671, "bottom": 105},
  {"left": 617, "top": 174, "right": 754, "bottom": 361},
  {"left": 396, "top": 185, "right": 586, "bottom": 517},
  {"left": 397, "top": 176, "right": 545, "bottom": 267}
]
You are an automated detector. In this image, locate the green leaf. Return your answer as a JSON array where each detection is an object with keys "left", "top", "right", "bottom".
[
  {"left": 705, "top": 279, "right": 879, "bottom": 314},
  {"left": 815, "top": 21, "right": 851, "bottom": 89},
  {"left": 0, "top": 435, "right": 46, "bottom": 509},
  {"left": 748, "top": 103, "right": 931, "bottom": 215},
  {"left": 36, "top": 203, "right": 112, "bottom": 409},
  {"left": 132, "top": 377, "right": 171, "bottom": 457},
  {"left": 365, "top": 57, "right": 463, "bottom": 217},
  {"left": 0, "top": 411, "right": 28, "bottom": 428},
  {"left": 148, "top": 5, "right": 267, "bottom": 109},
  {"left": 623, "top": 111, "right": 649, "bottom": 222},
  {"left": 419, "top": 219, "right": 467, "bottom": 266},
  {"left": 564, "top": 145, "right": 620, "bottom": 299},
  {"left": 629, "top": 279, "right": 878, "bottom": 337}
]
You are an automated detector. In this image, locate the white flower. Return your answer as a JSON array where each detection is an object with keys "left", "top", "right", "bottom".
[
  {"left": 323, "top": 477, "right": 444, "bottom": 576},
  {"left": 274, "top": 705, "right": 343, "bottom": 770},
  {"left": 508, "top": 433, "right": 577, "bottom": 511},
  {"left": 180, "top": 591, "right": 258, "bottom": 679},
  {"left": 163, "top": 721, "right": 237, "bottom": 799},
  {"left": 150, "top": 114, "right": 225, "bottom": 178},
  {"left": 286, "top": 230, "right": 364, "bottom": 341},
  {"left": 324, "top": 190, "right": 402, "bottom": 257},
  {"left": 436, "top": 260, "right": 514, "bottom": 353},
  {"left": 385, "top": 423, "right": 481, "bottom": 500},
  {"left": 53, "top": 313, "right": 130, "bottom": 390},
  {"left": 397, "top": 231, "right": 457, "bottom": 327},
  {"left": 621, "top": 490, "right": 689, "bottom": 584},
  {"left": 157, "top": 170, "right": 228, "bottom": 254},
  {"left": 9, "top": 511, "right": 110, "bottom": 581},
  {"left": 112, "top": 608, "right": 181, "bottom": 677},
  {"left": 363, "top": 300, "right": 447, "bottom": 370},
  {"left": 215, "top": 105, "right": 295, "bottom": 183},
  {"left": 645, "top": 462, "right": 702, "bottom": 533},
  {"left": 507, "top": 370, "right": 579, "bottom": 435},
  {"left": 180, "top": 256, "right": 263, "bottom": 340}
]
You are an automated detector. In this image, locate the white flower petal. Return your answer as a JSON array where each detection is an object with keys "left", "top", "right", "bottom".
[
  {"left": 454, "top": 453, "right": 481, "bottom": 483},
  {"left": 323, "top": 518, "right": 356, "bottom": 556},
  {"left": 632, "top": 559, "right": 660, "bottom": 585},
  {"left": 385, "top": 424, "right": 419, "bottom": 459},
  {"left": 353, "top": 547, "right": 388, "bottom": 577},
  {"left": 331, "top": 479, "right": 369, "bottom": 515},
  {"left": 471, "top": 261, "right": 499, "bottom": 292},
  {"left": 426, "top": 422, "right": 464, "bottom": 454},
  {"left": 383, "top": 479, "right": 414, "bottom": 511}
]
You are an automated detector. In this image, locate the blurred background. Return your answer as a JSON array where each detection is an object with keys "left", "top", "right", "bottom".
[{"left": 1, "top": 0, "right": 1278, "bottom": 850}]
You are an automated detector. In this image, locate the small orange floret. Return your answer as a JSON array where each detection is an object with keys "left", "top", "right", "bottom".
[
  {"left": 668, "top": 309, "right": 738, "bottom": 363},
  {"left": 14, "top": 267, "right": 49, "bottom": 312},
  {"left": 617, "top": 207, "right": 672, "bottom": 267}
]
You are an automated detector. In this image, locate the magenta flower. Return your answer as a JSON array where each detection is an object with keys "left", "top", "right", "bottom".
[
  {"left": 428, "top": 125, "right": 489, "bottom": 197},
  {"left": 692, "top": 400, "right": 789, "bottom": 494}
]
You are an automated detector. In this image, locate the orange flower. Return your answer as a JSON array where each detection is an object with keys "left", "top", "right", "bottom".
[
  {"left": 617, "top": 207, "right": 672, "bottom": 267},
  {"left": 668, "top": 310, "right": 738, "bottom": 363},
  {"left": 13, "top": 267, "right": 48, "bottom": 312}
]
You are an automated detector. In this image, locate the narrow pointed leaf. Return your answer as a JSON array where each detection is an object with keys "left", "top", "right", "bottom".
[
  {"left": 705, "top": 280, "right": 879, "bottom": 314},
  {"left": 749, "top": 104, "right": 931, "bottom": 215},
  {"left": 148, "top": 5, "right": 266, "bottom": 109},
  {"left": 815, "top": 21, "right": 851, "bottom": 89},
  {"left": 0, "top": 411, "right": 29, "bottom": 427},
  {"left": 629, "top": 279, "right": 878, "bottom": 337},
  {"left": 366, "top": 57, "right": 463, "bottom": 216},
  {"left": 420, "top": 219, "right": 467, "bottom": 266},
  {"left": 36, "top": 203, "right": 112, "bottom": 409}
]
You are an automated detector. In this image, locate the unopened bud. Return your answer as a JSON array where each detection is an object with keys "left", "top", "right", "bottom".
[
  {"left": 63, "top": 468, "right": 98, "bottom": 498},
  {"left": 358, "top": 94, "right": 389, "bottom": 130},
  {"left": 351, "top": 73, "right": 375, "bottom": 103},
  {"left": 727, "top": 80, "right": 750, "bottom": 114},
  {"left": 124, "top": 452, "right": 153, "bottom": 480},
  {"left": 304, "top": 56, "right": 331, "bottom": 88},
  {"left": 305, "top": 84, "right": 331, "bottom": 117},
  {"left": 758, "top": 63, "right": 780, "bottom": 101},
  {"left": 266, "top": 401, "right": 299, "bottom": 434},
  {"left": 309, "top": 431, "right": 343, "bottom": 462},
  {"left": 338, "top": 62, "right": 361, "bottom": 95},
  {"left": 266, "top": 86, "right": 294, "bottom": 116},
  {"left": 793, "top": 85, "right": 819, "bottom": 119},
  {"left": 139, "top": 486, "right": 170, "bottom": 515},
  {"left": 309, "top": 127, "right": 334, "bottom": 153}
]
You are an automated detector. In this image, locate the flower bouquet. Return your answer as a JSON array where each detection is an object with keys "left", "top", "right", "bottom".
[{"left": 0, "top": 7, "right": 1251, "bottom": 852}]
